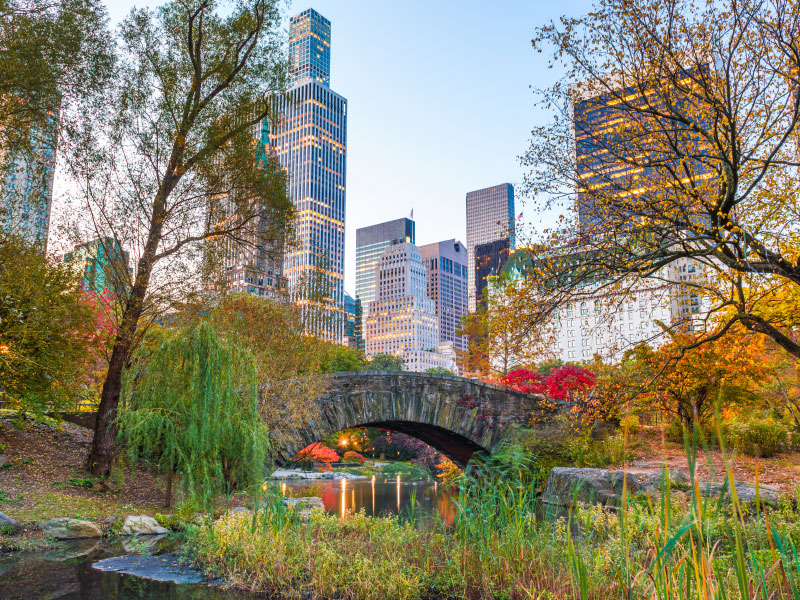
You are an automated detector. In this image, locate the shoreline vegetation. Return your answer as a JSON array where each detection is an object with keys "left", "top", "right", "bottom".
[{"left": 187, "top": 440, "right": 800, "bottom": 600}]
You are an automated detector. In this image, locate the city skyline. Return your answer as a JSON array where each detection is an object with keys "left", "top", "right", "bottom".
[{"left": 55, "top": 0, "right": 593, "bottom": 296}]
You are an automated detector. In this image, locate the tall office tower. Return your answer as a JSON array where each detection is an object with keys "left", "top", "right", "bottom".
[
  {"left": 355, "top": 217, "right": 415, "bottom": 318},
  {"left": 271, "top": 8, "right": 347, "bottom": 342},
  {"left": 343, "top": 292, "right": 357, "bottom": 348},
  {"left": 365, "top": 241, "right": 454, "bottom": 372},
  {"left": 1, "top": 119, "right": 58, "bottom": 249},
  {"left": 474, "top": 238, "right": 511, "bottom": 304},
  {"left": 418, "top": 240, "right": 469, "bottom": 354},
  {"left": 465, "top": 183, "right": 515, "bottom": 312},
  {"left": 206, "top": 121, "right": 285, "bottom": 299},
  {"left": 573, "top": 75, "right": 714, "bottom": 234}
]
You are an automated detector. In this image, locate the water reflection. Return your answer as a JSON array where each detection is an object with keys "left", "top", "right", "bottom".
[
  {"left": 0, "top": 539, "right": 256, "bottom": 600},
  {"left": 282, "top": 477, "right": 456, "bottom": 524}
]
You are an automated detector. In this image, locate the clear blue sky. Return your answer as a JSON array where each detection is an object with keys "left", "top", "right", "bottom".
[{"left": 102, "top": 0, "right": 592, "bottom": 294}]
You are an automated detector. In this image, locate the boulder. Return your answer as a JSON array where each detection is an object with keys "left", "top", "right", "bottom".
[
  {"left": 543, "top": 467, "right": 779, "bottom": 508},
  {"left": 39, "top": 517, "right": 102, "bottom": 539},
  {"left": 0, "top": 512, "right": 20, "bottom": 534},
  {"left": 121, "top": 515, "right": 169, "bottom": 536},
  {"left": 0, "top": 454, "right": 8, "bottom": 468}
]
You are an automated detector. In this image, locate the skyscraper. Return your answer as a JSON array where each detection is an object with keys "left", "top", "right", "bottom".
[
  {"left": 355, "top": 217, "right": 415, "bottom": 319},
  {"left": 418, "top": 239, "right": 469, "bottom": 354},
  {"left": 63, "top": 237, "right": 131, "bottom": 298},
  {"left": 474, "top": 238, "right": 511, "bottom": 304},
  {"left": 465, "top": 183, "right": 515, "bottom": 312},
  {"left": 364, "top": 241, "right": 454, "bottom": 372},
  {"left": 271, "top": 8, "right": 347, "bottom": 342},
  {"left": 1, "top": 117, "right": 58, "bottom": 249}
]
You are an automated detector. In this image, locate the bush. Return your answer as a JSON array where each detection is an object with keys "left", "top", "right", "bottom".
[
  {"left": 725, "top": 417, "right": 788, "bottom": 458},
  {"left": 343, "top": 451, "right": 366, "bottom": 465}
]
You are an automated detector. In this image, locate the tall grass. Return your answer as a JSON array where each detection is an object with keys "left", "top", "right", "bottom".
[{"left": 187, "top": 428, "right": 800, "bottom": 600}]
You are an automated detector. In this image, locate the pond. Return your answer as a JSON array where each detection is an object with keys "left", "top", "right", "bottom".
[
  {"left": 0, "top": 479, "right": 455, "bottom": 599},
  {"left": 280, "top": 476, "right": 458, "bottom": 525}
]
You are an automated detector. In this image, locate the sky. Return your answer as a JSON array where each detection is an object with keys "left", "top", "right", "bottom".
[{"left": 97, "top": 0, "right": 593, "bottom": 294}]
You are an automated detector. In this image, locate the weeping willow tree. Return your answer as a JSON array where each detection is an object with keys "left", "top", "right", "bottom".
[{"left": 117, "top": 320, "right": 270, "bottom": 509}]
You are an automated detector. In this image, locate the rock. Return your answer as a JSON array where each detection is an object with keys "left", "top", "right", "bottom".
[
  {"left": 0, "top": 454, "right": 8, "bottom": 468},
  {"left": 121, "top": 515, "right": 169, "bottom": 536},
  {"left": 543, "top": 467, "right": 778, "bottom": 508},
  {"left": 284, "top": 496, "right": 325, "bottom": 511},
  {"left": 122, "top": 533, "right": 167, "bottom": 553},
  {"left": 38, "top": 517, "right": 102, "bottom": 539},
  {"left": 93, "top": 552, "right": 219, "bottom": 585},
  {"left": 227, "top": 506, "right": 250, "bottom": 515},
  {"left": 0, "top": 512, "right": 20, "bottom": 534}
]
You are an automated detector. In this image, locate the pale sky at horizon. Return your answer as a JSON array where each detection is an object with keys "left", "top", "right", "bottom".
[{"left": 68, "top": 0, "right": 593, "bottom": 294}]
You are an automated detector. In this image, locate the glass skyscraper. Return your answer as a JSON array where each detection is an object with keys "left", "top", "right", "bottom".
[
  {"left": 1, "top": 116, "right": 58, "bottom": 249},
  {"left": 465, "top": 183, "right": 515, "bottom": 312},
  {"left": 355, "top": 217, "right": 415, "bottom": 320},
  {"left": 272, "top": 8, "right": 347, "bottom": 342},
  {"left": 418, "top": 239, "right": 469, "bottom": 353}
]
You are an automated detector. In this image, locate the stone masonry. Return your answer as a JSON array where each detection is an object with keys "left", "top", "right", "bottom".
[{"left": 270, "top": 370, "right": 554, "bottom": 467}]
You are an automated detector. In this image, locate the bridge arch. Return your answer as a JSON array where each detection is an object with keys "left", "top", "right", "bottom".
[{"left": 270, "top": 371, "right": 554, "bottom": 468}]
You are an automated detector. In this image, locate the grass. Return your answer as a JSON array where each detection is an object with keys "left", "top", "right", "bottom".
[{"left": 188, "top": 430, "right": 800, "bottom": 600}]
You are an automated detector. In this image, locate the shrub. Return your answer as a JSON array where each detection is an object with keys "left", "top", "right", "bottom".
[
  {"left": 343, "top": 451, "right": 366, "bottom": 465},
  {"left": 725, "top": 417, "right": 788, "bottom": 458},
  {"left": 293, "top": 443, "right": 340, "bottom": 464}
]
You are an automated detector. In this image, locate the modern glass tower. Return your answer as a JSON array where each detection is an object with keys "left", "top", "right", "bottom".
[
  {"left": 418, "top": 239, "right": 469, "bottom": 353},
  {"left": 1, "top": 117, "right": 58, "bottom": 249},
  {"left": 271, "top": 9, "right": 347, "bottom": 342},
  {"left": 465, "top": 183, "right": 515, "bottom": 312},
  {"left": 355, "top": 217, "right": 415, "bottom": 320}
]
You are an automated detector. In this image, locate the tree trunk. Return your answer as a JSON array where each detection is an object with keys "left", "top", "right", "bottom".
[{"left": 86, "top": 183, "right": 174, "bottom": 477}]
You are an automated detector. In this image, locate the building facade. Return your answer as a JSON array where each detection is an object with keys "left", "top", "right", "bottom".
[
  {"left": 1, "top": 117, "right": 58, "bottom": 249},
  {"left": 355, "top": 217, "right": 415, "bottom": 319},
  {"left": 573, "top": 74, "right": 714, "bottom": 234},
  {"left": 344, "top": 292, "right": 357, "bottom": 348},
  {"left": 418, "top": 239, "right": 469, "bottom": 354},
  {"left": 64, "top": 237, "right": 131, "bottom": 298},
  {"left": 498, "top": 247, "right": 712, "bottom": 364},
  {"left": 474, "top": 238, "right": 511, "bottom": 306},
  {"left": 465, "top": 183, "right": 515, "bottom": 312},
  {"left": 364, "top": 241, "right": 455, "bottom": 372},
  {"left": 271, "top": 8, "right": 347, "bottom": 342}
]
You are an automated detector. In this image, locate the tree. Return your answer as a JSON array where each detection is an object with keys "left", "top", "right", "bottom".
[
  {"left": 425, "top": 366, "right": 454, "bottom": 376},
  {"left": 210, "top": 294, "right": 326, "bottom": 436},
  {"left": 369, "top": 353, "right": 405, "bottom": 372},
  {"left": 544, "top": 365, "right": 597, "bottom": 402},
  {"left": 626, "top": 331, "right": 770, "bottom": 427},
  {"left": 0, "top": 235, "right": 103, "bottom": 413},
  {"left": 500, "top": 369, "right": 545, "bottom": 394},
  {"left": 320, "top": 345, "right": 365, "bottom": 373},
  {"left": 117, "top": 320, "right": 270, "bottom": 508},
  {"left": 517, "top": 0, "right": 800, "bottom": 361},
  {"left": 73, "top": 0, "right": 293, "bottom": 476},
  {"left": 0, "top": 0, "right": 113, "bottom": 161},
  {"left": 456, "top": 307, "right": 490, "bottom": 378}
]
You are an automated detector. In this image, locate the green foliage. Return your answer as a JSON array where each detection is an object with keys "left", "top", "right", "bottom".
[
  {"left": 379, "top": 462, "right": 430, "bottom": 481},
  {"left": 117, "top": 320, "right": 271, "bottom": 512},
  {"left": 424, "top": 367, "right": 454, "bottom": 376},
  {"left": 369, "top": 353, "right": 405, "bottom": 372},
  {"left": 0, "top": 235, "right": 98, "bottom": 414},
  {"left": 319, "top": 344, "right": 365, "bottom": 373},
  {"left": 725, "top": 416, "right": 789, "bottom": 458},
  {"left": 0, "top": 524, "right": 17, "bottom": 536}
]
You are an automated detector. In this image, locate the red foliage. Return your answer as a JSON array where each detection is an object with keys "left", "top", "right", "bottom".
[
  {"left": 293, "top": 443, "right": 340, "bottom": 464},
  {"left": 500, "top": 369, "right": 546, "bottom": 394},
  {"left": 342, "top": 451, "right": 366, "bottom": 465},
  {"left": 545, "top": 365, "right": 596, "bottom": 401}
]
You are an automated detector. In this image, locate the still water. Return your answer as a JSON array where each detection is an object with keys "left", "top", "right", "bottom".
[
  {"left": 281, "top": 476, "right": 457, "bottom": 525},
  {"left": 0, "top": 480, "right": 453, "bottom": 599}
]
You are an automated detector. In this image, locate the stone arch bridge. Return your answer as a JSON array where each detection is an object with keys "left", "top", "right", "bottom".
[{"left": 271, "top": 370, "right": 558, "bottom": 468}]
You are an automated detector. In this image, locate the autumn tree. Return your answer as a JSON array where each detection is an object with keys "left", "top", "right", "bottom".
[
  {"left": 627, "top": 331, "right": 770, "bottom": 427},
  {"left": 0, "top": 235, "right": 105, "bottom": 413},
  {"left": 515, "top": 0, "right": 800, "bottom": 361},
  {"left": 67, "top": 0, "right": 294, "bottom": 476}
]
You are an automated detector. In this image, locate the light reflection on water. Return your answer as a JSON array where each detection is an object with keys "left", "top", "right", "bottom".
[{"left": 282, "top": 476, "right": 456, "bottom": 525}]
